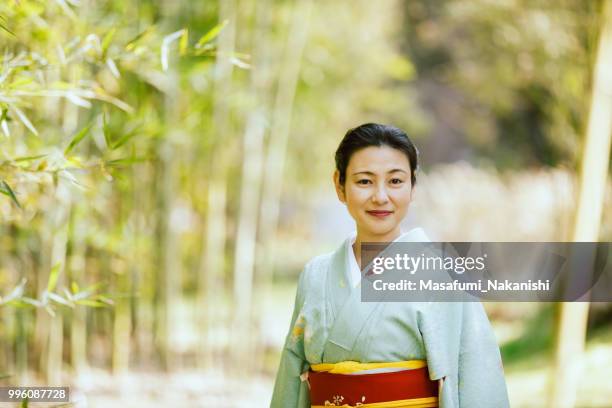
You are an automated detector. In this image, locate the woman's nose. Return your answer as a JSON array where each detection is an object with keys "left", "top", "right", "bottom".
[{"left": 372, "top": 185, "right": 389, "bottom": 204}]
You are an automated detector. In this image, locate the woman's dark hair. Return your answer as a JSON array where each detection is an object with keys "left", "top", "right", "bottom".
[{"left": 335, "top": 123, "right": 419, "bottom": 186}]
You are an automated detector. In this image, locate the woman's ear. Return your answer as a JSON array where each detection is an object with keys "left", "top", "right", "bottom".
[{"left": 333, "top": 170, "right": 346, "bottom": 203}]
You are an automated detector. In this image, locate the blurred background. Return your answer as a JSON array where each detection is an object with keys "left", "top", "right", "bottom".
[{"left": 0, "top": 0, "right": 611, "bottom": 407}]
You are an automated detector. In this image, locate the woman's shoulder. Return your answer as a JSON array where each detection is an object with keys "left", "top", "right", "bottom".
[
  {"left": 296, "top": 235, "right": 350, "bottom": 293},
  {"left": 298, "top": 246, "right": 343, "bottom": 290},
  {"left": 304, "top": 250, "right": 334, "bottom": 270},
  {"left": 301, "top": 251, "right": 333, "bottom": 277}
]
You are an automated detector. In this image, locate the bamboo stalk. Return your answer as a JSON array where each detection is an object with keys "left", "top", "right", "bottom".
[
  {"left": 15, "top": 309, "right": 26, "bottom": 384},
  {"left": 68, "top": 208, "right": 87, "bottom": 375},
  {"left": 46, "top": 200, "right": 70, "bottom": 385},
  {"left": 197, "top": 0, "right": 237, "bottom": 371},
  {"left": 259, "top": 0, "right": 313, "bottom": 274},
  {"left": 256, "top": 0, "right": 314, "bottom": 368},
  {"left": 547, "top": 2, "right": 612, "bottom": 407},
  {"left": 230, "top": 0, "right": 276, "bottom": 372},
  {"left": 112, "top": 295, "right": 130, "bottom": 375}
]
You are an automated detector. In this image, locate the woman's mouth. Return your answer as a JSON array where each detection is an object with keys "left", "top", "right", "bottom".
[{"left": 366, "top": 210, "right": 394, "bottom": 219}]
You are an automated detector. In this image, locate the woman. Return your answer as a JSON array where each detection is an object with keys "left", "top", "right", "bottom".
[{"left": 270, "top": 123, "right": 510, "bottom": 408}]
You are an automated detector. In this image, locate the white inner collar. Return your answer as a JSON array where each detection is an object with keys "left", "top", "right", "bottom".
[{"left": 346, "top": 227, "right": 430, "bottom": 288}]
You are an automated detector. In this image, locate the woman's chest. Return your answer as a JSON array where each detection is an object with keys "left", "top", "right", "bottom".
[{"left": 300, "top": 289, "right": 427, "bottom": 364}]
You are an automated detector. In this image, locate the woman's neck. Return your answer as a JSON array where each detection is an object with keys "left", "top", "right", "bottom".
[{"left": 352, "top": 227, "right": 402, "bottom": 269}]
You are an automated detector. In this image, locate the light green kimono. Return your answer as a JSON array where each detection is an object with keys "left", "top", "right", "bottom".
[{"left": 270, "top": 230, "right": 510, "bottom": 408}]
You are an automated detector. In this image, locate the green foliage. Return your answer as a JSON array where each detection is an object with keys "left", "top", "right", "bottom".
[
  {"left": 0, "top": 264, "right": 115, "bottom": 315},
  {"left": 196, "top": 19, "right": 228, "bottom": 47},
  {"left": 402, "top": 0, "right": 600, "bottom": 168},
  {"left": 46, "top": 263, "right": 61, "bottom": 292},
  {"left": 0, "top": 1, "right": 232, "bottom": 381},
  {"left": 64, "top": 122, "right": 93, "bottom": 155},
  {"left": 0, "top": 180, "right": 21, "bottom": 208},
  {"left": 0, "top": 0, "right": 232, "bottom": 213},
  {"left": 0, "top": 0, "right": 606, "bottom": 391},
  {"left": 501, "top": 304, "right": 555, "bottom": 365},
  {"left": 0, "top": 15, "right": 15, "bottom": 37}
]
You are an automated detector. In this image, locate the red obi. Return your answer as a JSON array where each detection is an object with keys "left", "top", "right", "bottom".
[{"left": 308, "top": 367, "right": 439, "bottom": 407}]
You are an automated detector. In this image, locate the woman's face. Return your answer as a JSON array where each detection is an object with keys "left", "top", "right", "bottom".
[{"left": 334, "top": 145, "right": 413, "bottom": 240}]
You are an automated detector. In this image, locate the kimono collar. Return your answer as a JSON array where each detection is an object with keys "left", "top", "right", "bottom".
[
  {"left": 346, "top": 227, "right": 431, "bottom": 246},
  {"left": 321, "top": 227, "right": 431, "bottom": 360},
  {"left": 327, "top": 227, "right": 431, "bottom": 316},
  {"left": 346, "top": 228, "right": 431, "bottom": 287},
  {"left": 397, "top": 227, "right": 431, "bottom": 243}
]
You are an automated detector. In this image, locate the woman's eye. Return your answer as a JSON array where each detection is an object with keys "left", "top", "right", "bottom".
[
  {"left": 357, "top": 179, "right": 371, "bottom": 185},
  {"left": 390, "top": 178, "right": 403, "bottom": 185}
]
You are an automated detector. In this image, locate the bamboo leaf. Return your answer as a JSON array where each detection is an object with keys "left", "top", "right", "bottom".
[
  {"left": 75, "top": 299, "right": 107, "bottom": 308},
  {"left": 0, "top": 373, "right": 11, "bottom": 380},
  {"left": 179, "top": 28, "right": 189, "bottom": 56},
  {"left": 13, "top": 154, "right": 47, "bottom": 162},
  {"left": 193, "top": 43, "right": 216, "bottom": 57},
  {"left": 0, "top": 180, "right": 21, "bottom": 208},
  {"left": 63, "top": 287, "right": 73, "bottom": 301},
  {"left": 106, "top": 58, "right": 120, "bottom": 78},
  {"left": 11, "top": 106, "right": 38, "bottom": 136},
  {"left": 101, "top": 27, "right": 116, "bottom": 56},
  {"left": 125, "top": 25, "right": 155, "bottom": 51},
  {"left": 20, "top": 296, "right": 43, "bottom": 307},
  {"left": 47, "top": 263, "right": 61, "bottom": 292},
  {"left": 48, "top": 292, "right": 73, "bottom": 307},
  {"left": 111, "top": 128, "right": 139, "bottom": 150},
  {"left": 9, "top": 76, "right": 34, "bottom": 88},
  {"left": 37, "top": 159, "right": 48, "bottom": 171},
  {"left": 64, "top": 122, "right": 93, "bottom": 155},
  {"left": 0, "top": 66, "right": 12, "bottom": 85},
  {"left": 59, "top": 169, "right": 87, "bottom": 190},
  {"left": 1, "top": 120, "right": 9, "bottom": 138},
  {"left": 229, "top": 56, "right": 251, "bottom": 70},
  {"left": 72, "top": 282, "right": 105, "bottom": 300},
  {"left": 66, "top": 93, "right": 92, "bottom": 108},
  {"left": 96, "top": 295, "right": 115, "bottom": 306},
  {"left": 1, "top": 278, "right": 26, "bottom": 304},
  {"left": 161, "top": 29, "right": 185, "bottom": 71},
  {"left": 102, "top": 110, "right": 112, "bottom": 148},
  {"left": 0, "top": 20, "right": 15, "bottom": 37},
  {"left": 5, "top": 300, "right": 35, "bottom": 309},
  {"left": 197, "top": 20, "right": 228, "bottom": 47},
  {"left": 92, "top": 87, "right": 133, "bottom": 113},
  {"left": 105, "top": 157, "right": 147, "bottom": 167}
]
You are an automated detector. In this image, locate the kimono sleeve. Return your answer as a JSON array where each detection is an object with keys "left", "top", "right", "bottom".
[
  {"left": 270, "top": 267, "right": 310, "bottom": 408},
  {"left": 457, "top": 302, "right": 510, "bottom": 408}
]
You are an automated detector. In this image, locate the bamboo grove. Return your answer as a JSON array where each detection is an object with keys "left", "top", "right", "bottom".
[{"left": 0, "top": 2, "right": 610, "bottom": 405}]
